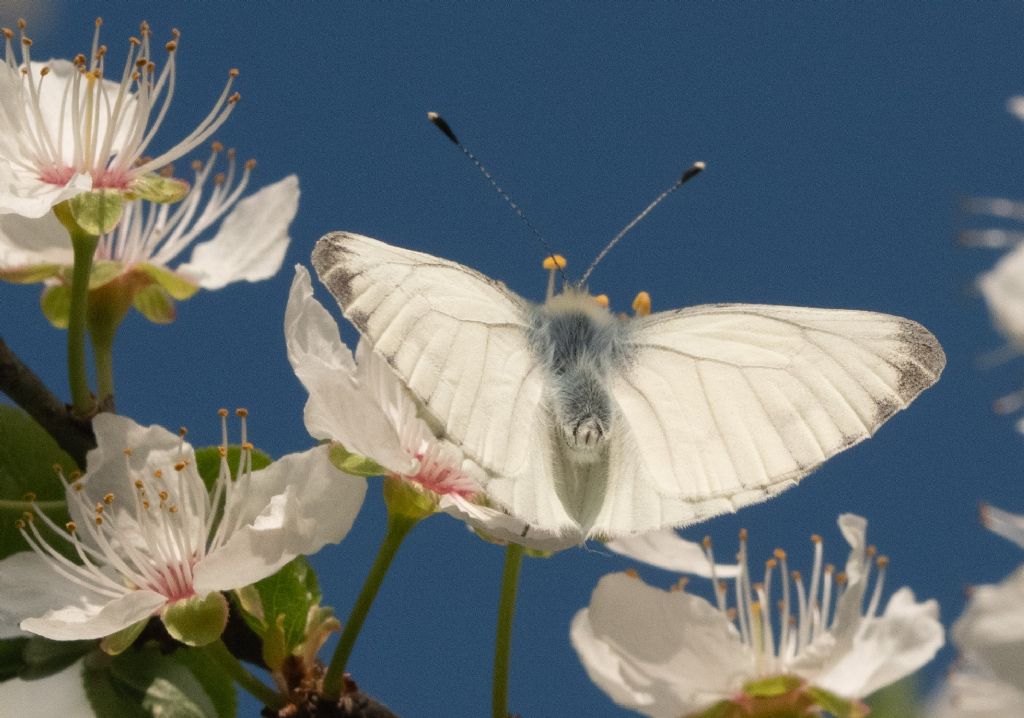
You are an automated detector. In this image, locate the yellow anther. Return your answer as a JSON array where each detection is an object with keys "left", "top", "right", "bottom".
[
  {"left": 65, "top": 521, "right": 77, "bottom": 533},
  {"left": 74, "top": 53, "right": 86, "bottom": 66},
  {"left": 790, "top": 570, "right": 801, "bottom": 581},
  {"left": 825, "top": 563, "right": 835, "bottom": 574},
  {"left": 17, "top": 18, "right": 26, "bottom": 30},
  {"left": 542, "top": 255, "right": 567, "bottom": 270},
  {"left": 134, "top": 480, "right": 144, "bottom": 489},
  {"left": 94, "top": 504, "right": 103, "bottom": 514},
  {"left": 218, "top": 447, "right": 227, "bottom": 458},
  {"left": 218, "top": 408, "right": 229, "bottom": 417},
  {"left": 135, "top": 58, "right": 148, "bottom": 68},
  {"left": 702, "top": 536, "right": 712, "bottom": 548},
  {"left": 235, "top": 408, "right": 249, "bottom": 417},
  {"left": 245, "top": 158, "right": 257, "bottom": 171},
  {"left": 739, "top": 528, "right": 748, "bottom": 541},
  {"left": 174, "top": 462, "right": 186, "bottom": 472},
  {"left": 168, "top": 505, "right": 178, "bottom": 514},
  {"left": 129, "top": 36, "right": 140, "bottom": 46},
  {"left": 835, "top": 572, "right": 848, "bottom": 586},
  {"left": 765, "top": 558, "right": 777, "bottom": 569},
  {"left": 165, "top": 41, "right": 177, "bottom": 52},
  {"left": 631, "top": 291, "right": 652, "bottom": 317},
  {"left": 867, "top": 545, "right": 877, "bottom": 557},
  {"left": 123, "top": 447, "right": 133, "bottom": 456},
  {"left": 624, "top": 568, "right": 639, "bottom": 579},
  {"left": 159, "top": 165, "right": 175, "bottom": 178},
  {"left": 72, "top": 482, "right": 83, "bottom": 492},
  {"left": 14, "top": 519, "right": 25, "bottom": 530},
  {"left": 592, "top": 294, "right": 609, "bottom": 308},
  {"left": 22, "top": 491, "right": 36, "bottom": 502},
  {"left": 103, "top": 493, "right": 115, "bottom": 504},
  {"left": 751, "top": 600, "right": 761, "bottom": 612},
  {"left": 52, "top": 463, "right": 63, "bottom": 474},
  {"left": 211, "top": 141, "right": 224, "bottom": 153},
  {"left": 95, "top": 516, "right": 103, "bottom": 525},
  {"left": 228, "top": 92, "right": 241, "bottom": 104},
  {"left": 94, "top": 17, "right": 102, "bottom": 27},
  {"left": 2, "top": 28, "right": 12, "bottom": 40},
  {"left": 191, "top": 160, "right": 203, "bottom": 172},
  {"left": 214, "top": 172, "right": 226, "bottom": 185},
  {"left": 142, "top": 500, "right": 150, "bottom": 509},
  {"left": 229, "top": 68, "right": 240, "bottom": 78},
  {"left": 811, "top": 534, "right": 822, "bottom": 544},
  {"left": 241, "top": 442, "right": 254, "bottom": 451},
  {"left": 158, "top": 490, "right": 169, "bottom": 501},
  {"left": 773, "top": 548, "right": 787, "bottom": 561},
  {"left": 39, "top": 66, "right": 49, "bottom": 76},
  {"left": 178, "top": 427, "right": 188, "bottom": 437},
  {"left": 876, "top": 555, "right": 890, "bottom": 568},
  {"left": 21, "top": 37, "right": 32, "bottom": 47}
]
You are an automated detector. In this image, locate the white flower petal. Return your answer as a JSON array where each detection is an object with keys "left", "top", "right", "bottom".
[
  {"left": 812, "top": 587, "right": 944, "bottom": 698},
  {"left": 0, "top": 552, "right": 114, "bottom": 638},
  {"left": 979, "top": 243, "right": 1024, "bottom": 347},
  {"left": 982, "top": 504, "right": 1024, "bottom": 550},
  {"left": 0, "top": 162, "right": 92, "bottom": 218},
  {"left": 571, "top": 572, "right": 752, "bottom": 718},
  {"left": 0, "top": 659, "right": 94, "bottom": 717},
  {"left": 21, "top": 589, "right": 165, "bottom": 641},
  {"left": 605, "top": 529, "right": 739, "bottom": 579},
  {"left": 0, "top": 210, "right": 72, "bottom": 268},
  {"left": 179, "top": 175, "right": 299, "bottom": 289},
  {"left": 928, "top": 668, "right": 1024, "bottom": 718},
  {"left": 952, "top": 564, "right": 1024, "bottom": 692},
  {"left": 439, "top": 494, "right": 579, "bottom": 552},
  {"left": 1008, "top": 96, "right": 1024, "bottom": 123},
  {"left": 284, "top": 266, "right": 412, "bottom": 473},
  {"left": 192, "top": 445, "right": 366, "bottom": 593},
  {"left": 827, "top": 513, "right": 871, "bottom": 642}
]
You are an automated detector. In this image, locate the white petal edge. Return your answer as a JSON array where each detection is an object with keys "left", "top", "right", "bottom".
[
  {"left": 439, "top": 494, "right": 580, "bottom": 552},
  {"left": 927, "top": 668, "right": 1024, "bottom": 718},
  {"left": 982, "top": 504, "right": 1024, "bottom": 550},
  {"left": 192, "top": 445, "right": 367, "bottom": 594},
  {"left": 571, "top": 572, "right": 753, "bottom": 718},
  {"left": 21, "top": 589, "right": 166, "bottom": 641},
  {"left": 0, "top": 210, "right": 73, "bottom": 268},
  {"left": 179, "top": 175, "right": 299, "bottom": 289},
  {"left": 605, "top": 528, "right": 739, "bottom": 578},
  {"left": 951, "top": 564, "right": 1024, "bottom": 692}
]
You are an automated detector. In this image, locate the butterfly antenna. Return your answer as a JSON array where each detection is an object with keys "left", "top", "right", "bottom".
[
  {"left": 428, "top": 111, "right": 569, "bottom": 286},
  {"left": 579, "top": 161, "right": 705, "bottom": 286}
]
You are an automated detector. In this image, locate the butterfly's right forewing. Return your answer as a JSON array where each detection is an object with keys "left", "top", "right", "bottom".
[{"left": 313, "top": 233, "right": 574, "bottom": 527}]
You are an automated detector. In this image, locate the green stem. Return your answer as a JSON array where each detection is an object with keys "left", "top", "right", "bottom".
[
  {"left": 89, "top": 318, "right": 116, "bottom": 406},
  {"left": 66, "top": 227, "right": 98, "bottom": 416},
  {"left": 492, "top": 543, "right": 524, "bottom": 718},
  {"left": 201, "top": 639, "right": 287, "bottom": 711},
  {"left": 321, "top": 511, "right": 419, "bottom": 700},
  {"left": 0, "top": 498, "right": 65, "bottom": 512}
]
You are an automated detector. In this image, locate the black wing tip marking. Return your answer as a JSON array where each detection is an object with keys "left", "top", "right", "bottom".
[{"left": 312, "top": 232, "right": 361, "bottom": 309}]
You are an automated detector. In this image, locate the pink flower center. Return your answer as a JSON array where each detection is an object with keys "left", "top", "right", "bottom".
[
  {"left": 92, "top": 168, "right": 133, "bottom": 190},
  {"left": 38, "top": 166, "right": 75, "bottom": 186},
  {"left": 410, "top": 449, "right": 479, "bottom": 499}
]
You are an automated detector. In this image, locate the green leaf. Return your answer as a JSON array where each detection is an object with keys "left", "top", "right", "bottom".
[
  {"left": 0, "top": 405, "right": 76, "bottom": 560},
  {"left": 260, "top": 615, "right": 288, "bottom": 672},
  {"left": 171, "top": 648, "right": 237, "bottom": 718},
  {"left": 128, "top": 173, "right": 190, "bottom": 205},
  {"left": 328, "top": 443, "right": 387, "bottom": 477},
  {"left": 21, "top": 637, "right": 96, "bottom": 680},
  {"left": 0, "top": 637, "right": 29, "bottom": 682},
  {"left": 193, "top": 445, "right": 273, "bottom": 494},
  {"left": 866, "top": 677, "right": 920, "bottom": 718},
  {"left": 100, "top": 619, "right": 149, "bottom": 656},
  {"left": 0, "top": 264, "right": 63, "bottom": 284},
  {"left": 85, "top": 647, "right": 222, "bottom": 718},
  {"left": 70, "top": 190, "right": 123, "bottom": 236},
  {"left": 41, "top": 284, "right": 71, "bottom": 328},
  {"left": 136, "top": 264, "right": 199, "bottom": 301},
  {"left": 133, "top": 284, "right": 177, "bottom": 324},
  {"left": 252, "top": 556, "right": 322, "bottom": 653}
]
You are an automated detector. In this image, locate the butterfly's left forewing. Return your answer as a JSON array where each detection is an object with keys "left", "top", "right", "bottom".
[
  {"left": 595, "top": 304, "right": 945, "bottom": 535},
  {"left": 313, "top": 232, "right": 577, "bottom": 530}
]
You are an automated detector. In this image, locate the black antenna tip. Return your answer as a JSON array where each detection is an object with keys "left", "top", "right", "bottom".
[
  {"left": 427, "top": 111, "right": 460, "bottom": 145},
  {"left": 679, "top": 161, "right": 706, "bottom": 185}
]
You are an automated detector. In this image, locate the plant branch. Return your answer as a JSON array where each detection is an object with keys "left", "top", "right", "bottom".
[{"left": 0, "top": 336, "right": 96, "bottom": 467}]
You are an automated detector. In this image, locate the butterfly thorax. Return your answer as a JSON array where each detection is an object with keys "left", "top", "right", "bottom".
[{"left": 528, "top": 290, "right": 633, "bottom": 458}]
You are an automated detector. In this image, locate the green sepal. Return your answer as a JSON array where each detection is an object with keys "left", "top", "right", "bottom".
[
  {"left": 100, "top": 618, "right": 149, "bottom": 656},
  {"left": 328, "top": 443, "right": 387, "bottom": 477},
  {"left": 0, "top": 405, "right": 76, "bottom": 560},
  {"left": 87, "top": 261, "right": 124, "bottom": 290},
  {"left": 383, "top": 475, "right": 437, "bottom": 521},
  {"left": 687, "top": 700, "right": 734, "bottom": 718},
  {"left": 136, "top": 264, "right": 199, "bottom": 301},
  {"left": 128, "top": 173, "right": 190, "bottom": 204},
  {"left": 261, "top": 614, "right": 288, "bottom": 672},
  {"left": 743, "top": 674, "right": 804, "bottom": 698},
  {"left": 806, "top": 685, "right": 869, "bottom": 718},
  {"left": 0, "top": 263, "right": 63, "bottom": 284},
  {"left": 867, "top": 677, "right": 920, "bottom": 718},
  {"left": 41, "top": 283, "right": 72, "bottom": 328},
  {"left": 161, "top": 592, "right": 229, "bottom": 647},
  {"left": 133, "top": 284, "right": 177, "bottom": 324},
  {"left": 69, "top": 190, "right": 123, "bottom": 236}
]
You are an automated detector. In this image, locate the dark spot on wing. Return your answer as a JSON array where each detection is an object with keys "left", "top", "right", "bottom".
[{"left": 312, "top": 233, "right": 358, "bottom": 308}]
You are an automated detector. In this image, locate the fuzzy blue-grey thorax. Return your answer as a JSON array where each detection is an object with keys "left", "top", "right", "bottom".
[{"left": 527, "top": 289, "right": 634, "bottom": 453}]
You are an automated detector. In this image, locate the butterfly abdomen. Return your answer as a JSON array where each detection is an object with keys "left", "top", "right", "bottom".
[{"left": 529, "top": 291, "right": 633, "bottom": 457}]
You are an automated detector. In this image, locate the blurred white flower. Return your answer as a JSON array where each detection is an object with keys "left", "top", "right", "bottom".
[
  {"left": 571, "top": 514, "right": 943, "bottom": 718},
  {"left": 0, "top": 145, "right": 298, "bottom": 323},
  {"left": 0, "top": 659, "right": 94, "bottom": 717},
  {"left": 927, "top": 666, "right": 1024, "bottom": 718},
  {"left": 0, "top": 18, "right": 239, "bottom": 218},
  {"left": 0, "top": 413, "right": 365, "bottom": 644},
  {"left": 285, "top": 264, "right": 576, "bottom": 552}
]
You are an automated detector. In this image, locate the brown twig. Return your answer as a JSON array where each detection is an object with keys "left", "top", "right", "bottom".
[{"left": 0, "top": 336, "right": 95, "bottom": 467}]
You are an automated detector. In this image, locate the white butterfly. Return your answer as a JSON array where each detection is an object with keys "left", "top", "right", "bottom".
[{"left": 312, "top": 232, "right": 945, "bottom": 538}]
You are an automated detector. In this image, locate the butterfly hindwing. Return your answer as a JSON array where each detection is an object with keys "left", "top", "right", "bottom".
[{"left": 595, "top": 303, "right": 945, "bottom": 534}]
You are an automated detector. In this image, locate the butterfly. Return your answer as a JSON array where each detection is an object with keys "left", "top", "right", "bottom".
[{"left": 312, "top": 232, "right": 945, "bottom": 538}]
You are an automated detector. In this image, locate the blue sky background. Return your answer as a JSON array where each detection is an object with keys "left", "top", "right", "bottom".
[{"left": 4, "top": 3, "right": 1024, "bottom": 716}]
